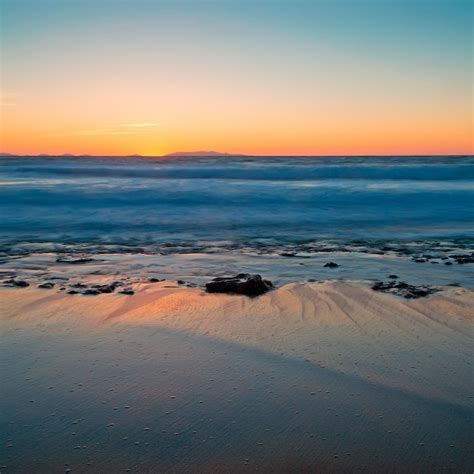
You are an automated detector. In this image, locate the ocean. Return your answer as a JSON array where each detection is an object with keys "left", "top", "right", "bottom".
[{"left": 1, "top": 155, "right": 473, "bottom": 286}]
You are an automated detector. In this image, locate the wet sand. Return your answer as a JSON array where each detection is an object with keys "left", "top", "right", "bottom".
[{"left": 1, "top": 281, "right": 473, "bottom": 472}]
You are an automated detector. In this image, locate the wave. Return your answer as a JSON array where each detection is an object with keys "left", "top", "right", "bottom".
[
  {"left": 1, "top": 156, "right": 473, "bottom": 245},
  {"left": 2, "top": 156, "right": 473, "bottom": 182}
]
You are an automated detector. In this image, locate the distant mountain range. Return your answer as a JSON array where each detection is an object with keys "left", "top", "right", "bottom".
[
  {"left": 1, "top": 151, "right": 468, "bottom": 158},
  {"left": 0, "top": 151, "right": 246, "bottom": 158}
]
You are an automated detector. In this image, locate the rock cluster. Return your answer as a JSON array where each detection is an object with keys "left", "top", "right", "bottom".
[
  {"left": 411, "top": 253, "right": 474, "bottom": 265},
  {"left": 372, "top": 280, "right": 439, "bottom": 299},
  {"left": 4, "top": 278, "right": 29, "bottom": 287}
]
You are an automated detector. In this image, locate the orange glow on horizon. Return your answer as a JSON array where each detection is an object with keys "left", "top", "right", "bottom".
[{"left": 1, "top": 94, "right": 472, "bottom": 157}]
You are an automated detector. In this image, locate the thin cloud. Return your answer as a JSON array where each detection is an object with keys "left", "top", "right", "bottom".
[
  {"left": 69, "top": 129, "right": 154, "bottom": 136},
  {"left": 122, "top": 122, "right": 160, "bottom": 128}
]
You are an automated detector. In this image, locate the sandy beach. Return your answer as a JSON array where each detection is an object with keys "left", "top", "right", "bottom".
[
  {"left": 1, "top": 278, "right": 473, "bottom": 472},
  {"left": 2, "top": 0, "right": 473, "bottom": 469}
]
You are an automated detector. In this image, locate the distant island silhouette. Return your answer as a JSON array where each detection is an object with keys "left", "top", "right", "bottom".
[{"left": 163, "top": 151, "right": 243, "bottom": 157}]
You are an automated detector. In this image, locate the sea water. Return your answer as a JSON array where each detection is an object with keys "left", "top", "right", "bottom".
[{"left": 1, "top": 155, "right": 473, "bottom": 286}]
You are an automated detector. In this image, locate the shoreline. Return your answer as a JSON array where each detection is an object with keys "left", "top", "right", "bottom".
[{"left": 1, "top": 238, "right": 473, "bottom": 292}]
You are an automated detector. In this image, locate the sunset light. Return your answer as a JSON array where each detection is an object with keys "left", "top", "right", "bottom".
[{"left": 1, "top": 0, "right": 472, "bottom": 156}]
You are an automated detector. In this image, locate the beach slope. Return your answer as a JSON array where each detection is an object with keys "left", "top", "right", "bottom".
[{"left": 1, "top": 281, "right": 473, "bottom": 472}]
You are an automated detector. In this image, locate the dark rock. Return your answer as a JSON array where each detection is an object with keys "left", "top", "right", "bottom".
[
  {"left": 388, "top": 274, "right": 398, "bottom": 279},
  {"left": 280, "top": 252, "right": 297, "bottom": 257},
  {"left": 324, "top": 262, "right": 339, "bottom": 268},
  {"left": 120, "top": 288, "right": 134, "bottom": 295},
  {"left": 444, "top": 262, "right": 453, "bottom": 265},
  {"left": 148, "top": 278, "right": 160, "bottom": 283},
  {"left": 83, "top": 288, "right": 100, "bottom": 295},
  {"left": 205, "top": 274, "right": 273, "bottom": 297},
  {"left": 56, "top": 257, "right": 95, "bottom": 264},
  {"left": 38, "top": 282, "right": 55, "bottom": 289},
  {"left": 177, "top": 280, "right": 185, "bottom": 285},
  {"left": 4, "top": 278, "right": 29, "bottom": 288},
  {"left": 67, "top": 290, "right": 79, "bottom": 294},
  {"left": 92, "top": 283, "right": 119, "bottom": 293},
  {"left": 413, "top": 258, "right": 427, "bottom": 263},
  {"left": 405, "top": 288, "right": 430, "bottom": 298},
  {"left": 372, "top": 281, "right": 384, "bottom": 291}
]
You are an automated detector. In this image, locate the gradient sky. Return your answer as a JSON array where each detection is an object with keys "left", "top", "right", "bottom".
[{"left": 0, "top": 0, "right": 472, "bottom": 156}]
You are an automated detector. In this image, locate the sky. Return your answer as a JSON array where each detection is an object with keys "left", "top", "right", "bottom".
[{"left": 0, "top": 0, "right": 472, "bottom": 156}]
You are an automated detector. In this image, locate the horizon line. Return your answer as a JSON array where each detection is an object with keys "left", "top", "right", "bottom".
[{"left": 1, "top": 152, "right": 472, "bottom": 158}]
